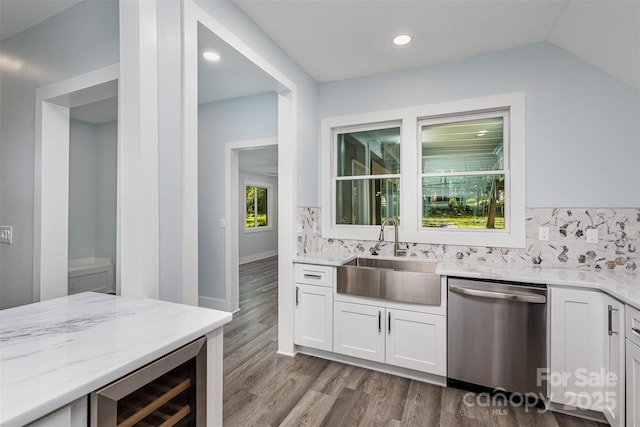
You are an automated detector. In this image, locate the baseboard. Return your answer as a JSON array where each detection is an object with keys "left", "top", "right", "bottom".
[
  {"left": 198, "top": 296, "right": 227, "bottom": 311},
  {"left": 239, "top": 249, "right": 278, "bottom": 265}
]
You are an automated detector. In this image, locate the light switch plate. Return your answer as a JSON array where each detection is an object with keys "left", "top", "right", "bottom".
[
  {"left": 0, "top": 226, "right": 12, "bottom": 244},
  {"left": 586, "top": 228, "right": 598, "bottom": 243},
  {"left": 538, "top": 226, "right": 549, "bottom": 241}
]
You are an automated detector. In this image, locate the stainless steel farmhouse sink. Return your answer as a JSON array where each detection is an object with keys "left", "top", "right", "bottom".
[{"left": 337, "top": 258, "right": 441, "bottom": 305}]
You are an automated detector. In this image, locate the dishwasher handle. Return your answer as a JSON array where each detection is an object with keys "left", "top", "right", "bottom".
[{"left": 449, "top": 285, "right": 547, "bottom": 304}]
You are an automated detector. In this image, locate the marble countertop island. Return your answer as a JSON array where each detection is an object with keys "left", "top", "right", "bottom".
[{"left": 0, "top": 292, "right": 232, "bottom": 426}]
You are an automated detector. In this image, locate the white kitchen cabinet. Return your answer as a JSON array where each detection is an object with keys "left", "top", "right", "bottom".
[
  {"left": 626, "top": 304, "right": 640, "bottom": 427},
  {"left": 386, "top": 308, "right": 446, "bottom": 375},
  {"left": 294, "top": 284, "right": 333, "bottom": 351},
  {"left": 550, "top": 287, "right": 606, "bottom": 410},
  {"left": 26, "top": 397, "right": 86, "bottom": 427},
  {"left": 334, "top": 300, "right": 385, "bottom": 363},
  {"left": 293, "top": 264, "right": 334, "bottom": 352},
  {"left": 333, "top": 300, "right": 446, "bottom": 375},
  {"left": 627, "top": 339, "right": 640, "bottom": 427},
  {"left": 603, "top": 295, "right": 625, "bottom": 427}
]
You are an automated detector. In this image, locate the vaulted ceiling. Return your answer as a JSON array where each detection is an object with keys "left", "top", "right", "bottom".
[{"left": 233, "top": 0, "right": 640, "bottom": 90}]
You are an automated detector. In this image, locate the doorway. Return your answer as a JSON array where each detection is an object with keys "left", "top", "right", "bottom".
[
  {"left": 34, "top": 64, "right": 120, "bottom": 301},
  {"left": 195, "top": 20, "right": 282, "bottom": 313}
]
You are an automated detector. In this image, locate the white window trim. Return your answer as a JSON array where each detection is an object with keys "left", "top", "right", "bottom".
[
  {"left": 243, "top": 180, "right": 274, "bottom": 233},
  {"left": 321, "top": 92, "right": 526, "bottom": 248}
]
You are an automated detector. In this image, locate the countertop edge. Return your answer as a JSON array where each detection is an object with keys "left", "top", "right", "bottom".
[
  {"left": 436, "top": 262, "right": 640, "bottom": 310},
  {"left": 1, "top": 305, "right": 232, "bottom": 427}
]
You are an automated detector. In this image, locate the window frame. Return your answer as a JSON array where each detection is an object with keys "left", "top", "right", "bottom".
[
  {"left": 418, "top": 110, "right": 510, "bottom": 233},
  {"left": 333, "top": 121, "right": 402, "bottom": 227},
  {"left": 243, "top": 180, "right": 273, "bottom": 233},
  {"left": 320, "top": 92, "right": 525, "bottom": 248}
]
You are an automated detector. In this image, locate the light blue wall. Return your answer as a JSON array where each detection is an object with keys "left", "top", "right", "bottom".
[
  {"left": 239, "top": 171, "right": 278, "bottom": 261},
  {"left": 0, "top": 0, "right": 119, "bottom": 309},
  {"left": 68, "top": 120, "right": 117, "bottom": 269},
  {"left": 95, "top": 121, "right": 117, "bottom": 269},
  {"left": 318, "top": 42, "right": 640, "bottom": 208},
  {"left": 69, "top": 120, "right": 98, "bottom": 259},
  {"left": 198, "top": 92, "right": 278, "bottom": 300}
]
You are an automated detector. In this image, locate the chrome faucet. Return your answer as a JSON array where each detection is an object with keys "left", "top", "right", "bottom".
[{"left": 378, "top": 218, "right": 406, "bottom": 257}]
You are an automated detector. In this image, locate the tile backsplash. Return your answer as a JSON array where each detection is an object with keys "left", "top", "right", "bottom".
[{"left": 297, "top": 207, "right": 640, "bottom": 272}]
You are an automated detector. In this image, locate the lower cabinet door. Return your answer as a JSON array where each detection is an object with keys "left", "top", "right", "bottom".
[
  {"left": 386, "top": 309, "right": 446, "bottom": 376},
  {"left": 333, "top": 301, "right": 385, "bottom": 363},
  {"left": 627, "top": 339, "right": 640, "bottom": 427},
  {"left": 294, "top": 284, "right": 333, "bottom": 351}
]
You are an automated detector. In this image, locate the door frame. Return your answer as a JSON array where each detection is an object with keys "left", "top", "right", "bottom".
[
  {"left": 33, "top": 64, "right": 120, "bottom": 302},
  {"left": 224, "top": 138, "right": 278, "bottom": 313},
  {"left": 183, "top": 0, "right": 298, "bottom": 355}
]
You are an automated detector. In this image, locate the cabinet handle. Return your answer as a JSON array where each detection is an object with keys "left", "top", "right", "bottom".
[
  {"left": 295, "top": 286, "right": 299, "bottom": 306},
  {"left": 633, "top": 327, "right": 640, "bottom": 336},
  {"left": 388, "top": 312, "right": 391, "bottom": 334},
  {"left": 608, "top": 305, "right": 619, "bottom": 336},
  {"left": 378, "top": 311, "right": 382, "bottom": 333},
  {"left": 303, "top": 273, "right": 322, "bottom": 279}
]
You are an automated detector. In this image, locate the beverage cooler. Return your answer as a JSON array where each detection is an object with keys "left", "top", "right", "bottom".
[{"left": 91, "top": 337, "right": 207, "bottom": 426}]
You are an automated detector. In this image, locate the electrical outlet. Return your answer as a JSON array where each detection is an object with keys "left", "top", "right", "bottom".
[
  {"left": 0, "top": 226, "right": 12, "bottom": 244},
  {"left": 586, "top": 228, "right": 598, "bottom": 244},
  {"left": 538, "top": 226, "right": 549, "bottom": 242}
]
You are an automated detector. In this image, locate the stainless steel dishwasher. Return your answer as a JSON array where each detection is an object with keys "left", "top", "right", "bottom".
[{"left": 447, "top": 277, "right": 548, "bottom": 397}]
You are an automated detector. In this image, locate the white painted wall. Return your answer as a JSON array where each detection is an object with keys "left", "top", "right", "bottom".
[
  {"left": 198, "top": 92, "right": 277, "bottom": 300},
  {"left": 68, "top": 119, "right": 117, "bottom": 268},
  {"left": 238, "top": 171, "right": 278, "bottom": 263},
  {"left": 0, "top": 0, "right": 119, "bottom": 309},
  {"left": 318, "top": 42, "right": 640, "bottom": 208},
  {"left": 157, "top": 0, "right": 184, "bottom": 303}
]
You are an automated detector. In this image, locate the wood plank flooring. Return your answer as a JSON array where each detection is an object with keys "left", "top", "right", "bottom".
[{"left": 222, "top": 256, "right": 606, "bottom": 427}]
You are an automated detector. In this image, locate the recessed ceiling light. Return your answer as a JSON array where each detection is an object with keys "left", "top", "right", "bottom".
[
  {"left": 392, "top": 34, "right": 412, "bottom": 46},
  {"left": 202, "top": 51, "right": 221, "bottom": 62}
]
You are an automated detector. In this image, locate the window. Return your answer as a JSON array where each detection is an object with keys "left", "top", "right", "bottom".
[
  {"left": 335, "top": 124, "right": 401, "bottom": 226},
  {"left": 321, "top": 93, "right": 525, "bottom": 248},
  {"left": 244, "top": 181, "right": 272, "bottom": 232},
  {"left": 420, "top": 112, "right": 507, "bottom": 230}
]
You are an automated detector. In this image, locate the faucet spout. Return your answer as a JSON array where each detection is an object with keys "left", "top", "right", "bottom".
[{"left": 379, "top": 218, "right": 405, "bottom": 257}]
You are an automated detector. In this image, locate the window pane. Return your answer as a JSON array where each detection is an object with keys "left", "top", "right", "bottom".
[
  {"left": 337, "top": 127, "right": 401, "bottom": 177},
  {"left": 245, "top": 186, "right": 255, "bottom": 228},
  {"left": 422, "top": 174, "right": 505, "bottom": 229},
  {"left": 422, "top": 117, "right": 503, "bottom": 174},
  {"left": 256, "top": 187, "right": 268, "bottom": 227},
  {"left": 336, "top": 178, "right": 400, "bottom": 225}
]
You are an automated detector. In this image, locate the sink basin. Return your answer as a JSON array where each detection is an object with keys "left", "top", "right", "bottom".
[{"left": 337, "top": 257, "right": 441, "bottom": 305}]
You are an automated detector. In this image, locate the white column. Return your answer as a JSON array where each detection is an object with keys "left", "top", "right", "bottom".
[{"left": 118, "top": 0, "right": 160, "bottom": 299}]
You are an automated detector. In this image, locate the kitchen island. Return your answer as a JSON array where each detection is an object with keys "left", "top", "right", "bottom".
[{"left": 0, "top": 292, "right": 232, "bottom": 426}]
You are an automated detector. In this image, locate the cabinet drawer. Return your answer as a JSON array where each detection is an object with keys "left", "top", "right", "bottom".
[
  {"left": 627, "top": 304, "right": 640, "bottom": 347},
  {"left": 294, "top": 264, "right": 334, "bottom": 287}
]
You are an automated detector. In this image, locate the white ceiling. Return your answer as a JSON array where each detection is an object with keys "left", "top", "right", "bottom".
[
  {"left": 198, "top": 24, "right": 282, "bottom": 104},
  {"left": 70, "top": 96, "right": 118, "bottom": 124},
  {"left": 233, "top": 0, "right": 640, "bottom": 89},
  {"left": 239, "top": 146, "right": 278, "bottom": 177},
  {"left": 0, "top": 0, "right": 84, "bottom": 42}
]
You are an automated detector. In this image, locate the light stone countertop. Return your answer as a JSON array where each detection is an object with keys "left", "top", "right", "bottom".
[
  {"left": 437, "top": 261, "right": 640, "bottom": 310},
  {"left": 293, "top": 252, "right": 356, "bottom": 267},
  {"left": 0, "top": 292, "right": 232, "bottom": 427},
  {"left": 293, "top": 253, "right": 640, "bottom": 309}
]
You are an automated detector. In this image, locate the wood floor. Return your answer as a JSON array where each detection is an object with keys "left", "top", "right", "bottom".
[{"left": 222, "top": 256, "right": 606, "bottom": 427}]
